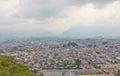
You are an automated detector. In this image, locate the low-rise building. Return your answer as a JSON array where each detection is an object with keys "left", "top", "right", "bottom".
[{"left": 43, "top": 69, "right": 110, "bottom": 76}]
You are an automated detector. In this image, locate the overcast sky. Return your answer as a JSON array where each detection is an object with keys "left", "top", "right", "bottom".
[{"left": 0, "top": 0, "right": 120, "bottom": 38}]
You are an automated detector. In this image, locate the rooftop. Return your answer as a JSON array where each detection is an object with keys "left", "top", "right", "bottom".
[{"left": 43, "top": 69, "right": 104, "bottom": 74}]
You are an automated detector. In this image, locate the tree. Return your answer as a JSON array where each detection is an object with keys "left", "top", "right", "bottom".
[
  {"left": 92, "top": 64, "right": 101, "bottom": 69},
  {"left": 39, "top": 72, "right": 44, "bottom": 76},
  {"left": 74, "top": 59, "right": 81, "bottom": 68},
  {"left": 63, "top": 61, "right": 68, "bottom": 68}
]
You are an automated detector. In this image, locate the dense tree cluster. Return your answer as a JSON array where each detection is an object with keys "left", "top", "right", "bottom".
[{"left": 63, "top": 42, "right": 78, "bottom": 47}]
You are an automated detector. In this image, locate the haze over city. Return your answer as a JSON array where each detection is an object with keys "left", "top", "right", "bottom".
[
  {"left": 1, "top": 0, "right": 120, "bottom": 76},
  {"left": 0, "top": 0, "right": 120, "bottom": 39}
]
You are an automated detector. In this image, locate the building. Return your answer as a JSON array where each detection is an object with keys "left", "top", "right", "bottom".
[{"left": 43, "top": 69, "right": 110, "bottom": 76}]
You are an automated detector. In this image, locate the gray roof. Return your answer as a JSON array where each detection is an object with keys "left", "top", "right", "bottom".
[
  {"left": 43, "top": 69, "right": 104, "bottom": 74},
  {"left": 73, "top": 70, "right": 104, "bottom": 74}
]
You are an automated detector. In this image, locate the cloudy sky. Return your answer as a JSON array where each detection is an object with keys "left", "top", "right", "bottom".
[{"left": 0, "top": 0, "right": 120, "bottom": 38}]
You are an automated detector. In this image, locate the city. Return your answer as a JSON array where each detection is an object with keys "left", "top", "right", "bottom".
[
  {"left": 0, "top": 0, "right": 120, "bottom": 76},
  {"left": 0, "top": 38, "right": 120, "bottom": 76}
]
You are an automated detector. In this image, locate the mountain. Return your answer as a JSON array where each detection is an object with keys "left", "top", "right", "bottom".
[
  {"left": 61, "top": 26, "right": 120, "bottom": 39},
  {"left": 61, "top": 26, "right": 99, "bottom": 39},
  {"left": 0, "top": 30, "right": 55, "bottom": 40}
]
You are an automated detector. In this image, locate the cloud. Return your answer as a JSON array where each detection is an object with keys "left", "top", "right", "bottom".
[
  {"left": 0, "top": 0, "right": 20, "bottom": 16},
  {"left": 0, "top": 0, "right": 120, "bottom": 38},
  {"left": 61, "top": 1, "right": 120, "bottom": 38},
  {"left": 69, "top": 0, "right": 115, "bottom": 5},
  {"left": 11, "top": 0, "right": 116, "bottom": 19}
]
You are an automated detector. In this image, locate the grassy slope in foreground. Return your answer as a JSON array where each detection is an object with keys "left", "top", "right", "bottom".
[
  {"left": 0, "top": 55, "right": 40, "bottom": 76},
  {"left": 116, "top": 70, "right": 120, "bottom": 76}
]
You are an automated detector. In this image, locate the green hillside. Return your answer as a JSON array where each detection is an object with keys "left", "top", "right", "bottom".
[
  {"left": 116, "top": 70, "right": 120, "bottom": 76},
  {"left": 0, "top": 55, "right": 40, "bottom": 76}
]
